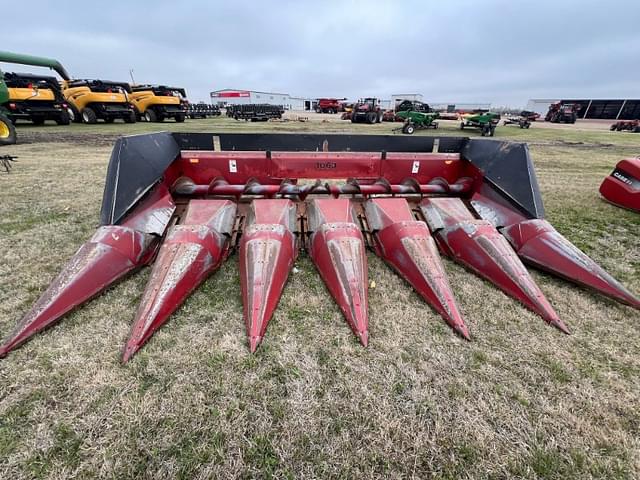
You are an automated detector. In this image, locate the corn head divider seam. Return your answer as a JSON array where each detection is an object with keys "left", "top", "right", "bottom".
[{"left": 1, "top": 132, "right": 638, "bottom": 361}]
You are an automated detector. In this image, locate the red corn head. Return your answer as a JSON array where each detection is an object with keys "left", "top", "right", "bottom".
[
  {"left": 502, "top": 219, "right": 640, "bottom": 310},
  {"left": 239, "top": 199, "right": 297, "bottom": 352},
  {"left": 122, "top": 200, "right": 236, "bottom": 362},
  {"left": 307, "top": 198, "right": 369, "bottom": 346},
  {"left": 0, "top": 186, "right": 175, "bottom": 358},
  {"left": 364, "top": 198, "right": 469, "bottom": 339},
  {"left": 420, "top": 198, "right": 569, "bottom": 333}
]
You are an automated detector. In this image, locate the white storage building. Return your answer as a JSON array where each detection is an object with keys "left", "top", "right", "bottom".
[{"left": 210, "top": 89, "right": 309, "bottom": 111}]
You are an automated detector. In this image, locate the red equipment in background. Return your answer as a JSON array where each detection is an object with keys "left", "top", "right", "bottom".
[
  {"left": 315, "top": 98, "right": 346, "bottom": 114},
  {"left": 1, "top": 133, "right": 638, "bottom": 361},
  {"left": 351, "top": 98, "right": 383, "bottom": 124},
  {"left": 599, "top": 158, "right": 640, "bottom": 212},
  {"left": 545, "top": 102, "right": 578, "bottom": 123}
]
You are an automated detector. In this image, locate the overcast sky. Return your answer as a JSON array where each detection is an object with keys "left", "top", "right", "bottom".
[{"left": 3, "top": 0, "right": 639, "bottom": 107}]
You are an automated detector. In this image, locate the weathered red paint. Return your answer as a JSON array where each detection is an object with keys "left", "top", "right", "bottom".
[
  {"left": 173, "top": 151, "right": 465, "bottom": 185},
  {"left": 240, "top": 199, "right": 298, "bottom": 352},
  {"left": 308, "top": 198, "right": 369, "bottom": 346},
  {"left": 502, "top": 219, "right": 640, "bottom": 310},
  {"left": 365, "top": 198, "right": 470, "bottom": 339},
  {"left": 420, "top": 197, "right": 569, "bottom": 333},
  {"left": 599, "top": 158, "right": 640, "bottom": 212},
  {"left": 0, "top": 186, "right": 175, "bottom": 358},
  {"left": 122, "top": 200, "right": 236, "bottom": 362},
  {"left": 472, "top": 191, "right": 640, "bottom": 310},
  {"left": 5, "top": 136, "right": 640, "bottom": 361}
]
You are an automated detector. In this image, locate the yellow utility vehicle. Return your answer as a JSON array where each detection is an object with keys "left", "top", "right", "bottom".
[{"left": 129, "top": 85, "right": 187, "bottom": 122}]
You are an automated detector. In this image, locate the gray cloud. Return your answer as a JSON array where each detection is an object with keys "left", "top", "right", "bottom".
[{"left": 3, "top": 0, "right": 639, "bottom": 106}]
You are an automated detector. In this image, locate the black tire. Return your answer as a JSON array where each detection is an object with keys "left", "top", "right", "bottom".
[
  {"left": 32, "top": 117, "right": 46, "bottom": 125},
  {"left": 434, "top": 122, "right": 439, "bottom": 129},
  {"left": 144, "top": 109, "right": 157, "bottom": 122},
  {"left": 66, "top": 102, "right": 81, "bottom": 123},
  {"left": 525, "top": 123, "right": 530, "bottom": 129},
  {"left": 56, "top": 110, "right": 71, "bottom": 126},
  {"left": 351, "top": 115, "right": 357, "bottom": 123},
  {"left": 366, "top": 112, "right": 377, "bottom": 124},
  {"left": 489, "top": 126, "right": 496, "bottom": 137},
  {"left": 104, "top": 118, "right": 115, "bottom": 124},
  {"left": 82, "top": 107, "right": 97, "bottom": 124},
  {"left": 404, "top": 124, "right": 415, "bottom": 135},
  {"left": 175, "top": 113, "right": 185, "bottom": 123},
  {"left": 124, "top": 111, "right": 136, "bottom": 124},
  {"left": 0, "top": 113, "right": 17, "bottom": 145},
  {"left": 460, "top": 122, "right": 465, "bottom": 130}
]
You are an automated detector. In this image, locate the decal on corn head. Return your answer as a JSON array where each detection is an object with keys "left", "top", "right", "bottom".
[{"left": 1, "top": 133, "right": 638, "bottom": 361}]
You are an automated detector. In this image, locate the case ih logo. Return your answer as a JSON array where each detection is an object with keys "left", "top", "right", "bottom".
[
  {"left": 613, "top": 171, "right": 632, "bottom": 186},
  {"left": 316, "top": 162, "right": 337, "bottom": 169}
]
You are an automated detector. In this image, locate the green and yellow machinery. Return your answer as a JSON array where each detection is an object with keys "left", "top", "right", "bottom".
[
  {"left": 460, "top": 111, "right": 501, "bottom": 136},
  {"left": 129, "top": 85, "right": 187, "bottom": 122},
  {"left": 395, "top": 109, "right": 440, "bottom": 134},
  {"left": 0, "top": 51, "right": 72, "bottom": 145}
]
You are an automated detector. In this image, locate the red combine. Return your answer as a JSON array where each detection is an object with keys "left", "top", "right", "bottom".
[
  {"left": 351, "top": 98, "right": 383, "bottom": 124},
  {"left": 1, "top": 133, "right": 638, "bottom": 360},
  {"left": 315, "top": 98, "right": 345, "bottom": 114},
  {"left": 599, "top": 158, "right": 640, "bottom": 212}
]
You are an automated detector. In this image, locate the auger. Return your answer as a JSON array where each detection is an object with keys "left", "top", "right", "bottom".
[{"left": 1, "top": 132, "right": 638, "bottom": 361}]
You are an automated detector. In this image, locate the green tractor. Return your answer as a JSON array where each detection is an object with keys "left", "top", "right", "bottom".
[
  {"left": 0, "top": 76, "right": 15, "bottom": 145},
  {"left": 0, "top": 51, "right": 71, "bottom": 146},
  {"left": 395, "top": 110, "right": 440, "bottom": 134},
  {"left": 460, "top": 111, "right": 501, "bottom": 137}
]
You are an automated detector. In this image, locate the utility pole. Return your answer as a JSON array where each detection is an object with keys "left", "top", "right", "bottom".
[{"left": 129, "top": 69, "right": 136, "bottom": 85}]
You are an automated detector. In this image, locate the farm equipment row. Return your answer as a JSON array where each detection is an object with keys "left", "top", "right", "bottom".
[
  {"left": 0, "top": 50, "right": 229, "bottom": 144},
  {"left": 1, "top": 132, "right": 637, "bottom": 361},
  {"left": 227, "top": 104, "right": 283, "bottom": 121},
  {"left": 186, "top": 103, "right": 221, "bottom": 119}
]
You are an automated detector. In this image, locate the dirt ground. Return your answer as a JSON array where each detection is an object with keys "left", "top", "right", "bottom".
[{"left": 0, "top": 116, "right": 639, "bottom": 479}]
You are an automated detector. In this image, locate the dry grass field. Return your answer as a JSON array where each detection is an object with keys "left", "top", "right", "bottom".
[{"left": 0, "top": 116, "right": 639, "bottom": 479}]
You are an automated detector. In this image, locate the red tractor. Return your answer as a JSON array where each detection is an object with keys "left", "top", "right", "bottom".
[
  {"left": 315, "top": 98, "right": 345, "bottom": 114},
  {"left": 545, "top": 102, "right": 578, "bottom": 123},
  {"left": 351, "top": 97, "right": 383, "bottom": 124}
]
